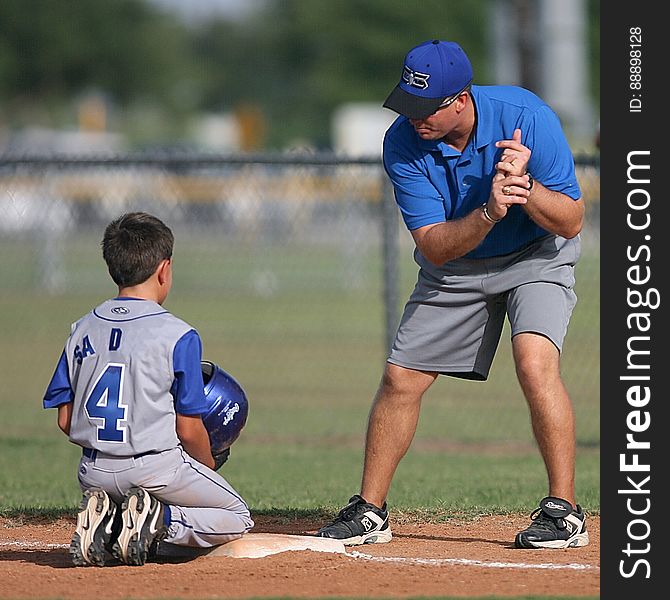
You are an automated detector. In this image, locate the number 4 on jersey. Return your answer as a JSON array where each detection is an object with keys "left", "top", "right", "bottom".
[{"left": 85, "top": 363, "right": 127, "bottom": 442}]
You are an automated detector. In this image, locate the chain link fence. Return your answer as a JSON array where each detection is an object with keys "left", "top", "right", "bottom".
[{"left": 0, "top": 153, "right": 600, "bottom": 448}]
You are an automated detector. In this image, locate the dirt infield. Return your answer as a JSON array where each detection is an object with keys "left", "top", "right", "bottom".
[{"left": 0, "top": 513, "right": 599, "bottom": 598}]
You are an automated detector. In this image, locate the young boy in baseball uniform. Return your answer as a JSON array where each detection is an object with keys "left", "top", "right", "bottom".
[{"left": 43, "top": 212, "right": 254, "bottom": 566}]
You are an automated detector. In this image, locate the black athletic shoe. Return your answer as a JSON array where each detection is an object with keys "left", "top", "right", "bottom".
[
  {"left": 70, "top": 488, "right": 118, "bottom": 567},
  {"left": 316, "top": 495, "right": 392, "bottom": 545},
  {"left": 111, "top": 487, "right": 168, "bottom": 566},
  {"left": 515, "top": 496, "right": 589, "bottom": 549}
]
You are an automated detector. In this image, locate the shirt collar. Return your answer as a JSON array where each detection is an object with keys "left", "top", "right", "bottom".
[
  {"left": 416, "top": 85, "right": 492, "bottom": 157},
  {"left": 469, "top": 86, "right": 493, "bottom": 150}
]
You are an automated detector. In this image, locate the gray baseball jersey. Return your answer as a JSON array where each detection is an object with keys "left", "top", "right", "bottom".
[
  {"left": 63, "top": 298, "right": 203, "bottom": 455},
  {"left": 44, "top": 297, "right": 254, "bottom": 547}
]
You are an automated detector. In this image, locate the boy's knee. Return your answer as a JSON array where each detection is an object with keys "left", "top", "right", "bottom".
[{"left": 241, "top": 514, "right": 254, "bottom": 531}]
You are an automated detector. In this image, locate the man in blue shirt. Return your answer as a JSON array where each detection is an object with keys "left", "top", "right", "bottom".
[{"left": 317, "top": 40, "right": 588, "bottom": 549}]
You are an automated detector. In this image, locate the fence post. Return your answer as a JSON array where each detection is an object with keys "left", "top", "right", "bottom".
[
  {"left": 37, "top": 223, "right": 65, "bottom": 293},
  {"left": 381, "top": 174, "right": 400, "bottom": 354}
]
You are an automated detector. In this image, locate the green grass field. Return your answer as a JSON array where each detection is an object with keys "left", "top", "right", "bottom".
[{"left": 0, "top": 231, "right": 599, "bottom": 517}]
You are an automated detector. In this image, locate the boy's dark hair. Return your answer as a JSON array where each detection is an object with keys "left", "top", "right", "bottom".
[{"left": 101, "top": 212, "right": 174, "bottom": 287}]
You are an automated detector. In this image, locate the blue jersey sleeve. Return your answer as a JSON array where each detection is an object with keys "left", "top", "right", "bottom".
[
  {"left": 383, "top": 122, "right": 447, "bottom": 231},
  {"left": 521, "top": 106, "right": 582, "bottom": 200},
  {"left": 171, "top": 329, "right": 209, "bottom": 416},
  {"left": 43, "top": 349, "right": 74, "bottom": 409}
]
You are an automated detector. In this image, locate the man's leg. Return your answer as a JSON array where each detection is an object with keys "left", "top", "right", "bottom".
[
  {"left": 512, "top": 332, "right": 575, "bottom": 505},
  {"left": 361, "top": 363, "right": 437, "bottom": 508},
  {"left": 316, "top": 363, "right": 436, "bottom": 544},
  {"left": 512, "top": 332, "right": 588, "bottom": 548}
]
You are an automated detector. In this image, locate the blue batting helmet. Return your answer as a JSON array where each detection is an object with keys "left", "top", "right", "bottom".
[{"left": 201, "top": 360, "right": 249, "bottom": 454}]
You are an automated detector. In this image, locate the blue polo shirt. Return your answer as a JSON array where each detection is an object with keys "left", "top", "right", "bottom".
[{"left": 382, "top": 85, "right": 581, "bottom": 258}]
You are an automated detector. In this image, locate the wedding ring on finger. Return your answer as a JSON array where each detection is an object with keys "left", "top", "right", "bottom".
[{"left": 502, "top": 185, "right": 512, "bottom": 195}]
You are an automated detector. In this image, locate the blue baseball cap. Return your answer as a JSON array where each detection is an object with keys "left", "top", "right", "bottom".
[{"left": 383, "top": 40, "right": 473, "bottom": 120}]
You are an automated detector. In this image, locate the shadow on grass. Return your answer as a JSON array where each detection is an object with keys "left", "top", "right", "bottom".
[{"left": 0, "top": 506, "right": 335, "bottom": 523}]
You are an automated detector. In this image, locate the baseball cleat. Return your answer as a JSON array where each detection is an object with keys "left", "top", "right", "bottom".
[
  {"left": 111, "top": 487, "right": 167, "bottom": 566},
  {"left": 70, "top": 488, "right": 118, "bottom": 567},
  {"left": 316, "top": 494, "right": 392, "bottom": 545},
  {"left": 515, "top": 496, "right": 589, "bottom": 549}
]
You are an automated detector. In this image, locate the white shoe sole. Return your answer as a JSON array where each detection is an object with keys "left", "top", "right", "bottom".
[
  {"left": 70, "top": 489, "right": 115, "bottom": 566},
  {"left": 340, "top": 528, "right": 393, "bottom": 546},
  {"left": 521, "top": 531, "right": 590, "bottom": 549},
  {"left": 112, "top": 488, "right": 162, "bottom": 565}
]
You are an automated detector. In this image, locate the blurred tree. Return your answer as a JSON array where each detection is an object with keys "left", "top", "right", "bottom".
[
  {"left": 0, "top": 0, "right": 598, "bottom": 150},
  {"left": 0, "top": 0, "right": 193, "bottom": 132},
  {"left": 191, "top": 0, "right": 489, "bottom": 149},
  {"left": 191, "top": 0, "right": 600, "bottom": 150}
]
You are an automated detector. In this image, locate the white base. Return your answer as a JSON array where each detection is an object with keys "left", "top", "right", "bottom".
[
  {"left": 157, "top": 533, "right": 346, "bottom": 560},
  {"left": 209, "top": 533, "right": 346, "bottom": 558}
]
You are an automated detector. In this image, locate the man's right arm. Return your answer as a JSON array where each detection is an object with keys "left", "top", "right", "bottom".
[
  {"left": 410, "top": 171, "right": 530, "bottom": 266},
  {"left": 411, "top": 209, "right": 494, "bottom": 265},
  {"left": 383, "top": 125, "right": 528, "bottom": 267}
]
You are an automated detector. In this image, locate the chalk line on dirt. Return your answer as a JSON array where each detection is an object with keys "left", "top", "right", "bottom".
[
  {"left": 349, "top": 550, "right": 598, "bottom": 570},
  {"left": 1, "top": 540, "right": 598, "bottom": 571},
  {"left": 0, "top": 541, "right": 68, "bottom": 550}
]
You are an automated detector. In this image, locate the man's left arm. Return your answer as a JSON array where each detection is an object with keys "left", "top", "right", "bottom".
[
  {"left": 522, "top": 182, "right": 584, "bottom": 239},
  {"left": 496, "top": 126, "right": 584, "bottom": 239}
]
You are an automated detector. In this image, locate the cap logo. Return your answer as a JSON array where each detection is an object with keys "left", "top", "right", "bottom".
[{"left": 402, "top": 65, "right": 430, "bottom": 90}]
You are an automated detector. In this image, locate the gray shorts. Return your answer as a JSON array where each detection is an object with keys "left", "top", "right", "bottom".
[
  {"left": 388, "top": 234, "right": 581, "bottom": 380},
  {"left": 78, "top": 446, "right": 253, "bottom": 547}
]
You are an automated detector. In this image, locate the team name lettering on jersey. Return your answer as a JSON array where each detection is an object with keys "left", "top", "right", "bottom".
[
  {"left": 74, "top": 335, "right": 96, "bottom": 364},
  {"left": 109, "top": 328, "right": 123, "bottom": 351}
]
